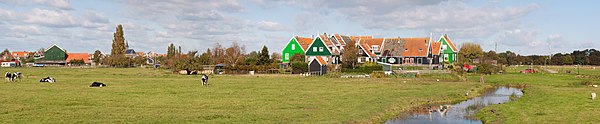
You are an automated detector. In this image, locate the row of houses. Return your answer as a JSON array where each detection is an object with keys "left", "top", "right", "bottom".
[
  {"left": 281, "top": 33, "right": 460, "bottom": 74},
  {"left": 1, "top": 44, "right": 164, "bottom": 67}
]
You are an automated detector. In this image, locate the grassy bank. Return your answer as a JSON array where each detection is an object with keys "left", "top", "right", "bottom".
[
  {"left": 0, "top": 67, "right": 478, "bottom": 123},
  {"left": 477, "top": 66, "right": 600, "bottom": 123}
]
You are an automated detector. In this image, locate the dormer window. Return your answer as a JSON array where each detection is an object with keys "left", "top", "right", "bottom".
[
  {"left": 419, "top": 48, "right": 423, "bottom": 52},
  {"left": 372, "top": 45, "right": 379, "bottom": 51},
  {"left": 405, "top": 48, "right": 408, "bottom": 51}
]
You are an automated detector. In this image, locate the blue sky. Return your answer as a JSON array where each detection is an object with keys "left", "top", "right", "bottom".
[{"left": 0, "top": 0, "right": 598, "bottom": 55}]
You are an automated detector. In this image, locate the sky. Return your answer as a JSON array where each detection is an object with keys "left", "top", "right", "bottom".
[{"left": 0, "top": 0, "right": 598, "bottom": 55}]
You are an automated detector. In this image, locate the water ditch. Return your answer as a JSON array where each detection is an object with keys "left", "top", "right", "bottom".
[{"left": 385, "top": 86, "right": 523, "bottom": 124}]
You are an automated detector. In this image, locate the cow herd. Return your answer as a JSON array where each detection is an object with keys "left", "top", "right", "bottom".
[{"left": 5, "top": 72, "right": 211, "bottom": 87}]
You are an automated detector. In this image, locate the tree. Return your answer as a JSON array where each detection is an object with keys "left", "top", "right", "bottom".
[
  {"left": 271, "top": 52, "right": 281, "bottom": 63},
  {"left": 111, "top": 24, "right": 126, "bottom": 57},
  {"left": 92, "top": 50, "right": 103, "bottom": 65},
  {"left": 167, "top": 43, "right": 177, "bottom": 58},
  {"left": 342, "top": 38, "right": 359, "bottom": 69},
  {"left": 211, "top": 43, "right": 225, "bottom": 64},
  {"left": 561, "top": 54, "right": 573, "bottom": 65},
  {"left": 199, "top": 49, "right": 211, "bottom": 65},
  {"left": 223, "top": 42, "right": 245, "bottom": 67},
  {"left": 458, "top": 42, "right": 483, "bottom": 64},
  {"left": 1, "top": 49, "right": 12, "bottom": 60},
  {"left": 290, "top": 54, "right": 305, "bottom": 63},
  {"left": 257, "top": 45, "right": 271, "bottom": 65}
]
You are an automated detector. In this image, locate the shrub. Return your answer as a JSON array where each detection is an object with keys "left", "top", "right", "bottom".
[
  {"left": 370, "top": 72, "right": 386, "bottom": 78},
  {"left": 291, "top": 61, "right": 308, "bottom": 74}
]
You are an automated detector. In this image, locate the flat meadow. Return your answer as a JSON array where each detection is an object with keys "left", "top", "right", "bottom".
[
  {"left": 477, "top": 65, "right": 600, "bottom": 123},
  {"left": 0, "top": 67, "right": 480, "bottom": 123}
]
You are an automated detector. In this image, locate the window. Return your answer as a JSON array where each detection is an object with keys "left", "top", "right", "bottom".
[
  {"left": 324, "top": 57, "right": 328, "bottom": 62},
  {"left": 417, "top": 58, "right": 422, "bottom": 64},
  {"left": 419, "top": 48, "right": 422, "bottom": 52},
  {"left": 291, "top": 44, "right": 295, "bottom": 50},
  {"left": 313, "top": 47, "right": 317, "bottom": 52},
  {"left": 372, "top": 45, "right": 379, "bottom": 51},
  {"left": 319, "top": 47, "right": 324, "bottom": 52},
  {"left": 442, "top": 45, "right": 447, "bottom": 50},
  {"left": 405, "top": 48, "right": 408, "bottom": 51},
  {"left": 285, "top": 53, "right": 289, "bottom": 60}
]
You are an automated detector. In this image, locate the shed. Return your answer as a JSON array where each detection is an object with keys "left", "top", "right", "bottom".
[{"left": 308, "top": 56, "right": 327, "bottom": 75}]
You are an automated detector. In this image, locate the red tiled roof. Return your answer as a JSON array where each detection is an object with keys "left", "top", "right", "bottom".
[
  {"left": 66, "top": 53, "right": 91, "bottom": 63},
  {"left": 363, "top": 38, "right": 384, "bottom": 47},
  {"left": 136, "top": 52, "right": 145, "bottom": 57},
  {"left": 320, "top": 35, "right": 333, "bottom": 46},
  {"left": 358, "top": 42, "right": 376, "bottom": 58},
  {"left": 444, "top": 35, "right": 459, "bottom": 51},
  {"left": 351, "top": 36, "right": 373, "bottom": 39},
  {"left": 11, "top": 51, "right": 29, "bottom": 57},
  {"left": 315, "top": 56, "right": 327, "bottom": 65},
  {"left": 401, "top": 38, "right": 430, "bottom": 57},
  {"left": 431, "top": 42, "right": 442, "bottom": 55},
  {"left": 333, "top": 34, "right": 346, "bottom": 45},
  {"left": 295, "top": 36, "right": 313, "bottom": 51}
]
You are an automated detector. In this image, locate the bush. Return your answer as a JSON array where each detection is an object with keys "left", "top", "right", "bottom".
[
  {"left": 477, "top": 63, "right": 498, "bottom": 75},
  {"left": 342, "top": 62, "right": 383, "bottom": 74},
  {"left": 291, "top": 61, "right": 308, "bottom": 74},
  {"left": 370, "top": 72, "right": 386, "bottom": 78}
]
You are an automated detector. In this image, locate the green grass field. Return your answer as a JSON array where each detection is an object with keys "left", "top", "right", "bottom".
[
  {"left": 0, "top": 67, "right": 481, "bottom": 123},
  {"left": 477, "top": 66, "right": 600, "bottom": 123}
]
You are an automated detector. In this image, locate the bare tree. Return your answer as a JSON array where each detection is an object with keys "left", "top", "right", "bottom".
[{"left": 223, "top": 42, "right": 246, "bottom": 67}]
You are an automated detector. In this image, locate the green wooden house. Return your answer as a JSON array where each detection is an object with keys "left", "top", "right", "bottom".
[
  {"left": 281, "top": 36, "right": 312, "bottom": 63},
  {"left": 36, "top": 44, "right": 67, "bottom": 65},
  {"left": 305, "top": 36, "right": 332, "bottom": 56},
  {"left": 437, "top": 34, "right": 459, "bottom": 63}
]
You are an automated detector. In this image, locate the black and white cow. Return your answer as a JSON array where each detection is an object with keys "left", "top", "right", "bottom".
[
  {"left": 90, "top": 82, "right": 107, "bottom": 87},
  {"left": 201, "top": 74, "right": 209, "bottom": 86},
  {"left": 5, "top": 72, "right": 21, "bottom": 82},
  {"left": 40, "top": 77, "right": 56, "bottom": 83}
]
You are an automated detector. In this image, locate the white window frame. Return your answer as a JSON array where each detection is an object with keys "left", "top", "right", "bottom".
[
  {"left": 319, "top": 47, "right": 324, "bottom": 52},
  {"left": 313, "top": 47, "right": 317, "bottom": 52},
  {"left": 291, "top": 44, "right": 295, "bottom": 50},
  {"left": 285, "top": 53, "right": 289, "bottom": 60},
  {"left": 372, "top": 45, "right": 379, "bottom": 51}
]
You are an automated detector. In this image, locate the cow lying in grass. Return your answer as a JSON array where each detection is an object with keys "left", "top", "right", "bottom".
[
  {"left": 5, "top": 72, "right": 22, "bottom": 82},
  {"left": 90, "top": 82, "right": 106, "bottom": 87},
  {"left": 201, "top": 74, "right": 209, "bottom": 86},
  {"left": 40, "top": 77, "right": 56, "bottom": 83}
]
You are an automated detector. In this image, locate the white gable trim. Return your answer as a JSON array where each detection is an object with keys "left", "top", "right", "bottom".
[{"left": 45, "top": 44, "right": 66, "bottom": 53}]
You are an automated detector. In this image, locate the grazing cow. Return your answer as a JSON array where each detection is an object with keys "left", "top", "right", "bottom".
[
  {"left": 90, "top": 82, "right": 107, "bottom": 87},
  {"left": 14, "top": 72, "right": 22, "bottom": 81},
  {"left": 201, "top": 74, "right": 209, "bottom": 86},
  {"left": 40, "top": 77, "right": 56, "bottom": 83},
  {"left": 5, "top": 72, "right": 18, "bottom": 82}
]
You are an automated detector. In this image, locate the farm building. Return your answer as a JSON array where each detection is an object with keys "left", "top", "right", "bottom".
[
  {"left": 35, "top": 44, "right": 68, "bottom": 66},
  {"left": 308, "top": 56, "right": 327, "bottom": 75}
]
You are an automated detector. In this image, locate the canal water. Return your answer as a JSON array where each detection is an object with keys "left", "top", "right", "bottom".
[{"left": 385, "top": 86, "right": 523, "bottom": 124}]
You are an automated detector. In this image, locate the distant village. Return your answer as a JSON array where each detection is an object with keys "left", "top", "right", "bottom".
[
  {"left": 0, "top": 42, "right": 163, "bottom": 67},
  {"left": 282, "top": 33, "right": 459, "bottom": 74}
]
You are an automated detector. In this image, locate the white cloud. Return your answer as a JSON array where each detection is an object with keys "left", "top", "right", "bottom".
[
  {"left": 0, "top": 0, "right": 72, "bottom": 10},
  {"left": 256, "top": 21, "right": 287, "bottom": 31},
  {"left": 21, "top": 8, "right": 79, "bottom": 28},
  {"left": 496, "top": 28, "right": 539, "bottom": 46}
]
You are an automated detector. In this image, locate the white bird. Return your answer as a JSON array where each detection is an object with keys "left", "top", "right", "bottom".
[{"left": 592, "top": 93, "right": 597, "bottom": 100}]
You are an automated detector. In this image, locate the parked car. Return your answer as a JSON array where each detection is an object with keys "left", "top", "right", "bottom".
[{"left": 520, "top": 69, "right": 537, "bottom": 74}]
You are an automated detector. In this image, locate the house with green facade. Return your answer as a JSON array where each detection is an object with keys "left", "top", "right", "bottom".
[
  {"left": 36, "top": 44, "right": 67, "bottom": 66},
  {"left": 436, "top": 34, "right": 459, "bottom": 63},
  {"left": 281, "top": 36, "right": 313, "bottom": 64},
  {"left": 305, "top": 36, "right": 332, "bottom": 63}
]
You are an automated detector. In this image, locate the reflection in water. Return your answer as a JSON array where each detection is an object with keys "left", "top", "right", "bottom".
[{"left": 385, "top": 87, "right": 523, "bottom": 124}]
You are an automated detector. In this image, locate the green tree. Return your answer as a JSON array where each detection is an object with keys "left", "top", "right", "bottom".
[
  {"left": 257, "top": 45, "right": 272, "bottom": 65},
  {"left": 458, "top": 42, "right": 483, "bottom": 64},
  {"left": 111, "top": 24, "right": 126, "bottom": 57}
]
